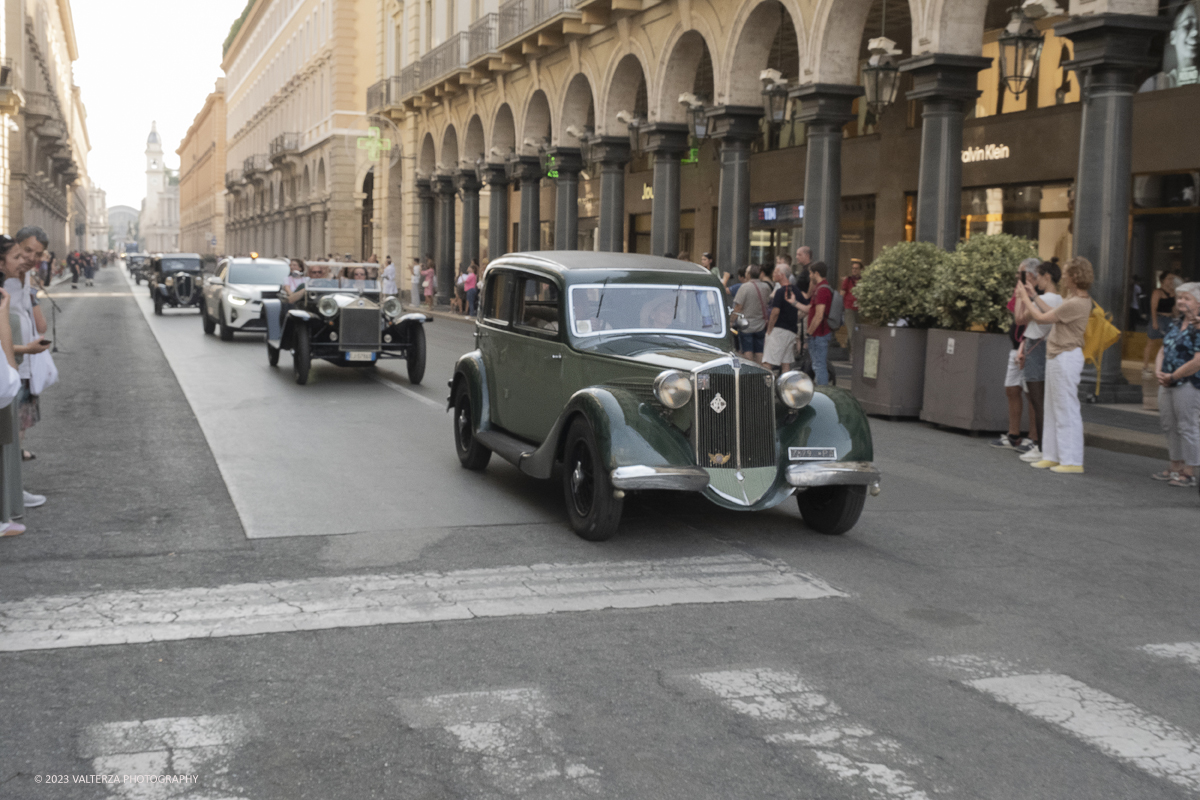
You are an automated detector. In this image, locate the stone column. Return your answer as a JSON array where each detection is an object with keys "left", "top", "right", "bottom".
[
  {"left": 433, "top": 173, "right": 456, "bottom": 304},
  {"left": 591, "top": 138, "right": 631, "bottom": 253},
  {"left": 642, "top": 124, "right": 689, "bottom": 256},
  {"left": 416, "top": 177, "right": 435, "bottom": 263},
  {"left": 483, "top": 165, "right": 510, "bottom": 259},
  {"left": 310, "top": 207, "right": 326, "bottom": 257},
  {"left": 707, "top": 106, "right": 762, "bottom": 275},
  {"left": 513, "top": 156, "right": 543, "bottom": 252},
  {"left": 456, "top": 170, "right": 482, "bottom": 272},
  {"left": 283, "top": 212, "right": 295, "bottom": 257},
  {"left": 791, "top": 84, "right": 862, "bottom": 276},
  {"left": 297, "top": 212, "right": 309, "bottom": 259},
  {"left": 548, "top": 148, "right": 583, "bottom": 250},
  {"left": 898, "top": 54, "right": 991, "bottom": 251},
  {"left": 1056, "top": 13, "right": 1167, "bottom": 393}
]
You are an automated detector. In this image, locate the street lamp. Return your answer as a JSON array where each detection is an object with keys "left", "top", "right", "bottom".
[
  {"left": 998, "top": 3, "right": 1055, "bottom": 97},
  {"left": 678, "top": 93, "right": 708, "bottom": 140},
  {"left": 862, "top": 36, "right": 902, "bottom": 117},
  {"left": 759, "top": 69, "right": 790, "bottom": 126},
  {"left": 566, "top": 125, "right": 594, "bottom": 167},
  {"left": 616, "top": 110, "right": 644, "bottom": 154}
]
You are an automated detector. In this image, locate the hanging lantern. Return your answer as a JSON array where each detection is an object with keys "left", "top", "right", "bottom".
[
  {"left": 862, "top": 36, "right": 902, "bottom": 117},
  {"left": 679, "top": 93, "right": 708, "bottom": 139},
  {"left": 998, "top": 6, "right": 1045, "bottom": 97},
  {"left": 759, "top": 69, "right": 789, "bottom": 126},
  {"left": 503, "top": 153, "right": 518, "bottom": 182}
]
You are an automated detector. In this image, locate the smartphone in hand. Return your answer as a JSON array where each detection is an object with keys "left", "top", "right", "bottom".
[{"left": 38, "top": 339, "right": 51, "bottom": 346}]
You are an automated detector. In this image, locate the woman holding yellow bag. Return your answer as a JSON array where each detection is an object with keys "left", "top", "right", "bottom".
[{"left": 1016, "top": 257, "right": 1094, "bottom": 474}]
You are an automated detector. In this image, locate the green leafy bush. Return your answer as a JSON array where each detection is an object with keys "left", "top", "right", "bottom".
[
  {"left": 930, "top": 234, "right": 1038, "bottom": 332},
  {"left": 854, "top": 241, "right": 950, "bottom": 328}
]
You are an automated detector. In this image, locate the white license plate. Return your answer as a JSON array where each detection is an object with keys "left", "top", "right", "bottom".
[
  {"left": 346, "top": 351, "right": 374, "bottom": 362},
  {"left": 789, "top": 447, "right": 837, "bottom": 461}
]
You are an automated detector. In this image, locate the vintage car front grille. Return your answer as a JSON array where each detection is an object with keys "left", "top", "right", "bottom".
[
  {"left": 693, "top": 362, "right": 777, "bottom": 470},
  {"left": 339, "top": 306, "right": 380, "bottom": 348},
  {"left": 173, "top": 273, "right": 196, "bottom": 302}
]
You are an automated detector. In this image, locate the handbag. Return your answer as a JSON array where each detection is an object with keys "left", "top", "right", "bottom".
[{"left": 30, "top": 350, "right": 58, "bottom": 396}]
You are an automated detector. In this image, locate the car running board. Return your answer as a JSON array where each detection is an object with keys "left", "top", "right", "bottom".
[{"left": 472, "top": 426, "right": 563, "bottom": 480}]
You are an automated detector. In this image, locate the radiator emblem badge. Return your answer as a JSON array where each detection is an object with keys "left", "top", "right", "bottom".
[
  {"left": 710, "top": 393, "right": 727, "bottom": 414},
  {"left": 708, "top": 452, "right": 732, "bottom": 466}
]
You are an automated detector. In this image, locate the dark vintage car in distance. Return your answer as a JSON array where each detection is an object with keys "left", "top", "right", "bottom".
[
  {"left": 126, "top": 253, "right": 151, "bottom": 284},
  {"left": 263, "top": 263, "right": 430, "bottom": 385},
  {"left": 149, "top": 253, "right": 205, "bottom": 315},
  {"left": 448, "top": 252, "right": 880, "bottom": 542}
]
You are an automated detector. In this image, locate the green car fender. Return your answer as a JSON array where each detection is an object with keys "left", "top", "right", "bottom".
[
  {"left": 776, "top": 386, "right": 874, "bottom": 473},
  {"left": 449, "top": 351, "right": 490, "bottom": 432},
  {"left": 542, "top": 386, "right": 695, "bottom": 474}
]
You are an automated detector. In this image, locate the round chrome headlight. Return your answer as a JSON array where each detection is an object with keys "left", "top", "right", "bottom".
[
  {"left": 382, "top": 296, "right": 402, "bottom": 319},
  {"left": 653, "top": 369, "right": 693, "bottom": 409},
  {"left": 164, "top": 277, "right": 174, "bottom": 287},
  {"left": 318, "top": 295, "right": 339, "bottom": 318},
  {"left": 777, "top": 370, "right": 814, "bottom": 409}
]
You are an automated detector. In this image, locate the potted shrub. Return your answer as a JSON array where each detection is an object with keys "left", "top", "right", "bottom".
[
  {"left": 851, "top": 241, "right": 950, "bottom": 417},
  {"left": 920, "top": 234, "right": 1038, "bottom": 431}
]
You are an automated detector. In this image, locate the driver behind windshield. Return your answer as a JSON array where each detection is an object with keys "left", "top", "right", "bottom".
[
  {"left": 344, "top": 266, "right": 371, "bottom": 289},
  {"left": 641, "top": 294, "right": 684, "bottom": 330}
]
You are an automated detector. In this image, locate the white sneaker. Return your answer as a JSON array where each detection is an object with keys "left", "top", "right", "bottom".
[
  {"left": 22, "top": 491, "right": 46, "bottom": 508},
  {"left": 1019, "top": 446, "right": 1043, "bottom": 462}
]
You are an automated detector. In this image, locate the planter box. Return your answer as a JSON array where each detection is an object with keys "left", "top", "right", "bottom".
[
  {"left": 920, "top": 329, "right": 1013, "bottom": 431},
  {"left": 851, "top": 325, "right": 928, "bottom": 417}
]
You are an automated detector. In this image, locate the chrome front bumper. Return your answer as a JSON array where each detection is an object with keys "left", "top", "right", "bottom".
[
  {"left": 786, "top": 461, "right": 881, "bottom": 495},
  {"left": 610, "top": 465, "right": 710, "bottom": 492}
]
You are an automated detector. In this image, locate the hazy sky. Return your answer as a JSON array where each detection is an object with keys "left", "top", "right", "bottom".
[{"left": 72, "top": 0, "right": 249, "bottom": 210}]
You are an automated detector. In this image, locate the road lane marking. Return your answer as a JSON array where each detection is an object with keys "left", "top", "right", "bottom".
[
  {"left": 1142, "top": 642, "right": 1200, "bottom": 670},
  {"left": 397, "top": 688, "right": 600, "bottom": 795},
  {"left": 964, "top": 672, "right": 1200, "bottom": 793},
  {"left": 372, "top": 374, "right": 445, "bottom": 410},
  {"left": 0, "top": 554, "right": 845, "bottom": 652},
  {"left": 689, "top": 668, "right": 939, "bottom": 799},
  {"left": 79, "top": 714, "right": 258, "bottom": 799}
]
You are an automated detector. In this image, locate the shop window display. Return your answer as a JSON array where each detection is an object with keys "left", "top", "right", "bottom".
[
  {"left": 1141, "top": 0, "right": 1198, "bottom": 91},
  {"left": 1130, "top": 172, "right": 1199, "bottom": 328}
]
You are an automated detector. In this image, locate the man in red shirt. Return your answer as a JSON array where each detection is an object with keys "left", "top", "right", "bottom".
[
  {"left": 806, "top": 262, "right": 834, "bottom": 385},
  {"left": 840, "top": 258, "right": 863, "bottom": 364}
]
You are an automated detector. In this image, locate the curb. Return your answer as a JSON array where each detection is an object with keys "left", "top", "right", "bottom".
[{"left": 1083, "top": 422, "right": 1168, "bottom": 461}]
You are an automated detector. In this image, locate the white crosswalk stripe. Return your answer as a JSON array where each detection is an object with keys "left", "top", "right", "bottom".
[
  {"left": 78, "top": 714, "right": 258, "bottom": 799},
  {"left": 396, "top": 688, "right": 601, "bottom": 797},
  {"left": 687, "top": 668, "right": 942, "bottom": 799},
  {"left": 1142, "top": 642, "right": 1200, "bottom": 670},
  {"left": 0, "top": 554, "right": 845, "bottom": 652},
  {"left": 948, "top": 658, "right": 1200, "bottom": 794}
]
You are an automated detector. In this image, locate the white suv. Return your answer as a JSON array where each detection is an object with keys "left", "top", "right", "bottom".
[{"left": 202, "top": 257, "right": 292, "bottom": 341}]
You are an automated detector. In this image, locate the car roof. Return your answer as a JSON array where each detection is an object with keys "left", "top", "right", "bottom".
[
  {"left": 157, "top": 253, "right": 203, "bottom": 259},
  {"left": 492, "top": 251, "right": 709, "bottom": 275},
  {"left": 225, "top": 256, "right": 289, "bottom": 264}
]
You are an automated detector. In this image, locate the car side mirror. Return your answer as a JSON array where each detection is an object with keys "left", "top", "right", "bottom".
[{"left": 206, "top": 276, "right": 223, "bottom": 286}]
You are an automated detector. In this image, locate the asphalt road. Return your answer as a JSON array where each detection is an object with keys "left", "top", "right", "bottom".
[{"left": 0, "top": 261, "right": 1197, "bottom": 800}]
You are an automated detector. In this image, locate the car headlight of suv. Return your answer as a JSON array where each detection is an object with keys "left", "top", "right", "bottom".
[
  {"left": 227, "top": 294, "right": 249, "bottom": 306},
  {"left": 382, "top": 296, "right": 402, "bottom": 320},
  {"left": 318, "top": 295, "right": 340, "bottom": 318},
  {"left": 164, "top": 277, "right": 174, "bottom": 287},
  {"left": 653, "top": 369, "right": 693, "bottom": 409},
  {"left": 777, "top": 370, "right": 814, "bottom": 409}
]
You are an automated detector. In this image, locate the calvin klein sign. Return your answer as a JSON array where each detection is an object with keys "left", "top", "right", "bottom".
[{"left": 961, "top": 144, "right": 1010, "bottom": 163}]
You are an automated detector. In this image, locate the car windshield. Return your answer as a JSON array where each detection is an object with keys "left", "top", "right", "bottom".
[
  {"left": 228, "top": 262, "right": 291, "bottom": 285},
  {"left": 338, "top": 266, "right": 379, "bottom": 290},
  {"left": 162, "top": 259, "right": 201, "bottom": 272},
  {"left": 569, "top": 284, "right": 725, "bottom": 338}
]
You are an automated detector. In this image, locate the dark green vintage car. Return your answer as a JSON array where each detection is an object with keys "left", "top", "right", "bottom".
[{"left": 448, "top": 252, "right": 880, "bottom": 541}]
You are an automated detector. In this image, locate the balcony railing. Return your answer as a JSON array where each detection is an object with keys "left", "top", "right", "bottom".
[
  {"left": 399, "top": 63, "right": 422, "bottom": 97},
  {"left": 225, "top": 169, "right": 244, "bottom": 188},
  {"left": 0, "top": 59, "right": 13, "bottom": 89},
  {"left": 419, "top": 31, "right": 470, "bottom": 88},
  {"left": 468, "top": 14, "right": 498, "bottom": 62},
  {"left": 269, "top": 132, "right": 300, "bottom": 158},
  {"left": 23, "top": 90, "right": 58, "bottom": 119},
  {"left": 498, "top": 0, "right": 571, "bottom": 46},
  {"left": 243, "top": 154, "right": 270, "bottom": 175},
  {"left": 367, "top": 78, "right": 402, "bottom": 113}
]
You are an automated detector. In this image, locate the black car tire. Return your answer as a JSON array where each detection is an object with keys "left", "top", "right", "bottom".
[
  {"left": 267, "top": 343, "right": 280, "bottom": 366},
  {"left": 201, "top": 304, "right": 216, "bottom": 335},
  {"left": 406, "top": 324, "right": 426, "bottom": 385},
  {"left": 796, "top": 485, "right": 866, "bottom": 536},
  {"left": 219, "top": 307, "right": 234, "bottom": 342},
  {"left": 562, "top": 417, "right": 623, "bottom": 542},
  {"left": 453, "top": 382, "right": 491, "bottom": 471},
  {"left": 293, "top": 332, "right": 311, "bottom": 385},
  {"left": 153, "top": 293, "right": 163, "bottom": 316}
]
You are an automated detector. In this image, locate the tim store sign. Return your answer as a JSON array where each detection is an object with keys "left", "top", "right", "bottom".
[{"left": 962, "top": 143, "right": 1010, "bottom": 163}]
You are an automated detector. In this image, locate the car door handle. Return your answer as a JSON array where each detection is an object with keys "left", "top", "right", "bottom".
[{"left": 550, "top": 353, "right": 562, "bottom": 360}]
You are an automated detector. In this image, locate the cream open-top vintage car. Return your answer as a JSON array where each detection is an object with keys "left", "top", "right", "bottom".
[
  {"left": 448, "top": 252, "right": 880, "bottom": 541},
  {"left": 262, "top": 262, "right": 430, "bottom": 385}
]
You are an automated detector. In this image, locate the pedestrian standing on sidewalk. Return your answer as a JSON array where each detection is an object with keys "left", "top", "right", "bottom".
[
  {"left": 1142, "top": 272, "right": 1178, "bottom": 375},
  {"left": 731, "top": 264, "right": 773, "bottom": 363},
  {"left": 805, "top": 262, "right": 835, "bottom": 385},
  {"left": 83, "top": 252, "right": 96, "bottom": 286},
  {"left": 381, "top": 255, "right": 397, "bottom": 295},
  {"left": 464, "top": 262, "right": 480, "bottom": 317},
  {"left": 1151, "top": 281, "right": 1200, "bottom": 488},
  {"left": 992, "top": 259, "right": 1040, "bottom": 452},
  {"left": 840, "top": 258, "right": 863, "bottom": 364},
  {"left": 67, "top": 251, "right": 80, "bottom": 289},
  {"left": 0, "top": 284, "right": 26, "bottom": 537},
  {"left": 1016, "top": 261, "right": 1063, "bottom": 464},
  {"left": 421, "top": 260, "right": 436, "bottom": 310},
  {"left": 410, "top": 258, "right": 422, "bottom": 308},
  {"left": 763, "top": 264, "right": 806, "bottom": 374},
  {"left": 1016, "top": 256, "right": 1093, "bottom": 475}
]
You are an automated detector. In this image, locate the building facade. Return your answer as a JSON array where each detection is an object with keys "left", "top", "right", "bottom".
[
  {"left": 0, "top": 0, "right": 91, "bottom": 254},
  {"left": 221, "top": 0, "right": 380, "bottom": 260},
  {"left": 178, "top": 79, "right": 227, "bottom": 255},
  {"left": 139, "top": 122, "right": 180, "bottom": 253}
]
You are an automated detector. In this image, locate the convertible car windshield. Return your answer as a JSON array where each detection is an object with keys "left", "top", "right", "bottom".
[
  {"left": 229, "top": 262, "right": 291, "bottom": 285},
  {"left": 162, "top": 258, "right": 202, "bottom": 272},
  {"left": 569, "top": 284, "right": 725, "bottom": 338}
]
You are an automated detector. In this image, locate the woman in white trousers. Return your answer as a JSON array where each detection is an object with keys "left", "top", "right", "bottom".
[{"left": 1016, "top": 257, "right": 1094, "bottom": 474}]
